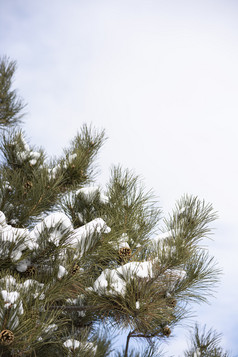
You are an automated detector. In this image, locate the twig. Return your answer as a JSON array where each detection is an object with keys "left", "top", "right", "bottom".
[
  {"left": 47, "top": 305, "right": 103, "bottom": 311},
  {"left": 124, "top": 330, "right": 135, "bottom": 357},
  {"left": 28, "top": 194, "right": 43, "bottom": 216}
]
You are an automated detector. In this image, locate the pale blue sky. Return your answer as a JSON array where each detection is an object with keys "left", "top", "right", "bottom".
[{"left": 1, "top": 0, "right": 238, "bottom": 355}]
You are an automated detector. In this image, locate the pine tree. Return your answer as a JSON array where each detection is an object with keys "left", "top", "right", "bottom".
[
  {"left": 0, "top": 57, "right": 221, "bottom": 357},
  {"left": 184, "top": 324, "right": 233, "bottom": 357}
]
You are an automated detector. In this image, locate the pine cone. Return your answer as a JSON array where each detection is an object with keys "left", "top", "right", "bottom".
[
  {"left": 24, "top": 181, "right": 33, "bottom": 190},
  {"left": 0, "top": 329, "right": 14, "bottom": 345},
  {"left": 119, "top": 247, "right": 131, "bottom": 260},
  {"left": 25, "top": 265, "right": 36, "bottom": 276},
  {"left": 162, "top": 326, "right": 171, "bottom": 337},
  {"left": 71, "top": 264, "right": 80, "bottom": 275},
  {"left": 167, "top": 297, "right": 177, "bottom": 308}
]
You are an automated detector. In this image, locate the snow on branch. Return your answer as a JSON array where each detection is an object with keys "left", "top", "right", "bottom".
[
  {"left": 90, "top": 260, "right": 186, "bottom": 297},
  {"left": 13, "top": 132, "right": 42, "bottom": 166},
  {"left": 90, "top": 261, "right": 154, "bottom": 296},
  {"left": 71, "top": 218, "right": 111, "bottom": 254},
  {"left": 0, "top": 210, "right": 111, "bottom": 274},
  {"left": 76, "top": 186, "right": 109, "bottom": 204},
  {"left": 63, "top": 339, "right": 97, "bottom": 354}
]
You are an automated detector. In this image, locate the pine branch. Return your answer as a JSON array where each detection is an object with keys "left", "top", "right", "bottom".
[
  {"left": 124, "top": 331, "right": 135, "bottom": 357},
  {"left": 0, "top": 56, "right": 25, "bottom": 128}
]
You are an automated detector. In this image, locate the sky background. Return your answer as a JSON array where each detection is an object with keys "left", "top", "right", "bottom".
[{"left": 1, "top": 0, "right": 238, "bottom": 355}]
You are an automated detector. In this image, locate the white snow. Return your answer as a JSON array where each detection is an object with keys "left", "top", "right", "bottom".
[
  {"left": 58, "top": 265, "right": 67, "bottom": 279},
  {"left": 71, "top": 218, "right": 111, "bottom": 253},
  {"left": 48, "top": 231, "right": 64, "bottom": 246},
  {"left": 29, "top": 213, "right": 110, "bottom": 255},
  {"left": 43, "top": 324, "right": 58, "bottom": 333},
  {"left": 21, "top": 136, "right": 30, "bottom": 152},
  {"left": 77, "top": 212, "right": 84, "bottom": 221},
  {"left": 63, "top": 340, "right": 97, "bottom": 354},
  {"left": 0, "top": 225, "right": 17, "bottom": 242},
  {"left": 194, "top": 348, "right": 201, "bottom": 357},
  {"left": 119, "top": 241, "right": 130, "bottom": 249},
  {"left": 2, "top": 181, "right": 12, "bottom": 191},
  {"left": 0, "top": 275, "right": 16, "bottom": 289},
  {"left": 83, "top": 342, "right": 97, "bottom": 354},
  {"left": 151, "top": 230, "right": 175, "bottom": 244},
  {"left": 109, "top": 233, "right": 130, "bottom": 250},
  {"left": 33, "top": 292, "right": 45, "bottom": 300},
  {"left": 162, "top": 269, "right": 187, "bottom": 291},
  {"left": 23, "top": 279, "right": 44, "bottom": 290},
  {"left": 1, "top": 210, "right": 111, "bottom": 279},
  {"left": 76, "top": 186, "right": 109, "bottom": 204},
  {"left": 0, "top": 211, "right": 35, "bottom": 253},
  {"left": 1, "top": 290, "right": 24, "bottom": 315},
  {"left": 10, "top": 249, "right": 23, "bottom": 262},
  {"left": 30, "top": 212, "right": 73, "bottom": 241},
  {"left": 48, "top": 164, "right": 61, "bottom": 179},
  {"left": 120, "top": 233, "right": 129, "bottom": 241},
  {"left": 99, "top": 192, "right": 109, "bottom": 204},
  {"left": 66, "top": 298, "right": 78, "bottom": 304},
  {"left": 77, "top": 311, "right": 86, "bottom": 317},
  {"left": 10, "top": 315, "right": 20, "bottom": 330},
  {"left": 49, "top": 153, "right": 76, "bottom": 175},
  {"left": 16, "top": 258, "right": 31, "bottom": 272},
  {"left": 22, "top": 279, "right": 45, "bottom": 300},
  {"left": 76, "top": 186, "right": 100, "bottom": 197},
  {"left": 1, "top": 211, "right": 13, "bottom": 231},
  {"left": 91, "top": 262, "right": 186, "bottom": 296},
  {"left": 1, "top": 290, "right": 19, "bottom": 304},
  {"left": 91, "top": 261, "right": 154, "bottom": 296},
  {"left": 14, "top": 134, "right": 41, "bottom": 165},
  {"left": 127, "top": 261, "right": 154, "bottom": 279},
  {"left": 17, "top": 151, "right": 29, "bottom": 161},
  {"left": 64, "top": 339, "right": 80, "bottom": 349},
  {"left": 136, "top": 301, "right": 140, "bottom": 309},
  {"left": 31, "top": 151, "right": 41, "bottom": 160},
  {"left": 18, "top": 300, "right": 24, "bottom": 315},
  {"left": 165, "top": 269, "right": 187, "bottom": 280},
  {"left": 68, "top": 153, "right": 77, "bottom": 163},
  {"left": 0, "top": 276, "right": 46, "bottom": 304},
  {"left": 178, "top": 206, "right": 187, "bottom": 216},
  {"left": 9, "top": 219, "right": 17, "bottom": 225},
  {"left": 2, "top": 210, "right": 110, "bottom": 258},
  {"left": 29, "top": 158, "right": 37, "bottom": 165}
]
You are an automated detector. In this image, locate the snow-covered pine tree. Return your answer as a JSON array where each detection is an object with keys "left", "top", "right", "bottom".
[{"left": 0, "top": 57, "right": 221, "bottom": 357}]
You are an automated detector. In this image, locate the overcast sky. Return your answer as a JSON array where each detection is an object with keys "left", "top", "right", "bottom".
[{"left": 1, "top": 0, "right": 238, "bottom": 355}]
